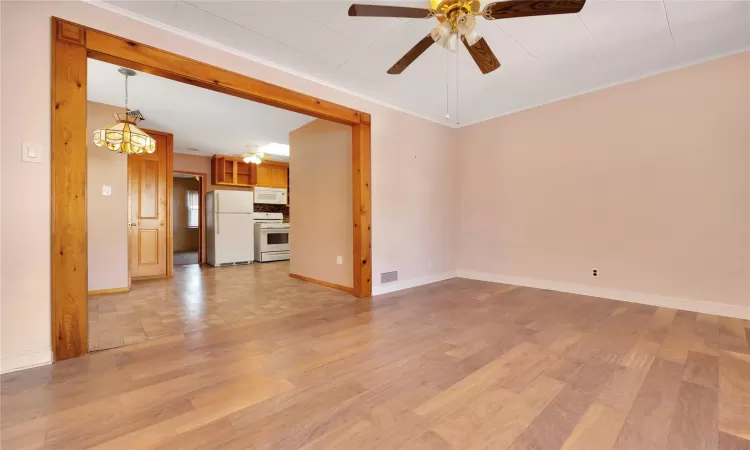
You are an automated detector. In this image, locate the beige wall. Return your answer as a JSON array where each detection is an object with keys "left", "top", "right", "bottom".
[
  {"left": 174, "top": 153, "right": 211, "bottom": 183},
  {"left": 86, "top": 102, "right": 130, "bottom": 291},
  {"left": 174, "top": 153, "right": 248, "bottom": 194},
  {"left": 173, "top": 177, "right": 200, "bottom": 252},
  {"left": 289, "top": 120, "right": 353, "bottom": 288},
  {"left": 458, "top": 52, "right": 750, "bottom": 313}
]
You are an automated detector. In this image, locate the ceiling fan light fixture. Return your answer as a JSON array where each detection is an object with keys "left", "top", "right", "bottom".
[
  {"left": 432, "top": 21, "right": 459, "bottom": 52},
  {"left": 446, "top": 33, "right": 458, "bottom": 52},
  {"left": 243, "top": 151, "right": 265, "bottom": 165},
  {"left": 463, "top": 29, "right": 481, "bottom": 46},
  {"left": 457, "top": 13, "right": 481, "bottom": 46}
]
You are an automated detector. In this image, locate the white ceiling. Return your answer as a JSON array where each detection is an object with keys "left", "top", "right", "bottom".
[
  {"left": 96, "top": 0, "right": 750, "bottom": 127},
  {"left": 87, "top": 58, "right": 314, "bottom": 156}
]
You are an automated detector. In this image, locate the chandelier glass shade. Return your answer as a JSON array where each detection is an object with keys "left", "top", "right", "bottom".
[
  {"left": 93, "top": 67, "right": 156, "bottom": 155},
  {"left": 93, "top": 113, "right": 156, "bottom": 154}
]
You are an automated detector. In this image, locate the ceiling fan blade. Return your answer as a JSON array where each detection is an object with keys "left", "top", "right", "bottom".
[
  {"left": 483, "top": 0, "right": 585, "bottom": 20},
  {"left": 462, "top": 37, "right": 500, "bottom": 74},
  {"left": 388, "top": 34, "right": 435, "bottom": 74},
  {"left": 348, "top": 4, "right": 433, "bottom": 18}
]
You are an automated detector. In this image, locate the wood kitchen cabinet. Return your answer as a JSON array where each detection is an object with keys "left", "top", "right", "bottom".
[
  {"left": 256, "top": 161, "right": 289, "bottom": 189},
  {"left": 211, "top": 155, "right": 256, "bottom": 187}
]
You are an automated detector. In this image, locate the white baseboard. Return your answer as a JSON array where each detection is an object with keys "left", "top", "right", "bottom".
[
  {"left": 457, "top": 270, "right": 750, "bottom": 320},
  {"left": 1, "top": 348, "right": 53, "bottom": 374},
  {"left": 373, "top": 271, "right": 457, "bottom": 296}
]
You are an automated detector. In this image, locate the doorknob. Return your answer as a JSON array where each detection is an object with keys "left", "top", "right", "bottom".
[{"left": 160, "top": 220, "right": 165, "bottom": 226}]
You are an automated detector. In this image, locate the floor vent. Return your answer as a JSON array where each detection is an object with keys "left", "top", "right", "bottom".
[{"left": 381, "top": 271, "right": 398, "bottom": 284}]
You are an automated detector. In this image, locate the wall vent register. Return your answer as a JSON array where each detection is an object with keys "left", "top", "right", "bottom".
[{"left": 381, "top": 271, "right": 399, "bottom": 283}]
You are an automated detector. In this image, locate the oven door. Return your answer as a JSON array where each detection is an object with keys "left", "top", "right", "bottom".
[{"left": 260, "top": 228, "right": 289, "bottom": 253}]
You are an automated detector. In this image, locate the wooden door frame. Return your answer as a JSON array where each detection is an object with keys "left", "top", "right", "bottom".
[
  {"left": 51, "top": 17, "right": 372, "bottom": 361},
  {"left": 173, "top": 170, "right": 207, "bottom": 265}
]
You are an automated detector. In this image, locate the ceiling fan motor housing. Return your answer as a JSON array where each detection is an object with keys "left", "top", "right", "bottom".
[{"left": 431, "top": 0, "right": 482, "bottom": 50}]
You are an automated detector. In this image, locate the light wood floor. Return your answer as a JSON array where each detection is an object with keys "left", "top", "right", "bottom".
[
  {"left": 88, "top": 261, "right": 349, "bottom": 351},
  {"left": 3, "top": 272, "right": 749, "bottom": 449},
  {"left": 173, "top": 251, "right": 199, "bottom": 266}
]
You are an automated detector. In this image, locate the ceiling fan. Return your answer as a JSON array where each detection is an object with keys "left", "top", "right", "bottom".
[{"left": 348, "top": 0, "right": 586, "bottom": 75}]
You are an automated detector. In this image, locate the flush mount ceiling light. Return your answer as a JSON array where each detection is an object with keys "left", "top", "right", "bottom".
[
  {"left": 242, "top": 145, "right": 265, "bottom": 165},
  {"left": 258, "top": 143, "right": 290, "bottom": 157},
  {"left": 92, "top": 67, "right": 156, "bottom": 155}
]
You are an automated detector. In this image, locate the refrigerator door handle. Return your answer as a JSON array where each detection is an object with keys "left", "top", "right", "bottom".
[{"left": 216, "top": 192, "right": 220, "bottom": 234}]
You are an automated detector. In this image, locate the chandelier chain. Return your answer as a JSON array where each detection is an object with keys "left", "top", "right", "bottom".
[{"left": 124, "top": 74, "right": 129, "bottom": 111}]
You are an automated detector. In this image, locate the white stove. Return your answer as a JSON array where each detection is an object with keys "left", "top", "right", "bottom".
[
  {"left": 256, "top": 222, "right": 289, "bottom": 230},
  {"left": 253, "top": 212, "right": 289, "bottom": 262}
]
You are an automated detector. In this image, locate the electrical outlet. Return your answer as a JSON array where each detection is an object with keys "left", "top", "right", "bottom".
[
  {"left": 336, "top": 256, "right": 343, "bottom": 265},
  {"left": 428, "top": 260, "right": 433, "bottom": 269},
  {"left": 592, "top": 269, "right": 598, "bottom": 277}
]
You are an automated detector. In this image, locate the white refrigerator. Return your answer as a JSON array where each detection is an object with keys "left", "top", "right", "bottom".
[{"left": 206, "top": 190, "right": 255, "bottom": 266}]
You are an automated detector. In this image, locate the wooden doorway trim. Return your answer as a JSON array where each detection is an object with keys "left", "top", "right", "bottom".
[
  {"left": 51, "top": 17, "right": 372, "bottom": 361},
  {"left": 173, "top": 170, "right": 207, "bottom": 265}
]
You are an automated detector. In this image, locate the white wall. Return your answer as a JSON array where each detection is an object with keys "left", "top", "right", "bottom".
[
  {"left": 289, "top": 119, "right": 353, "bottom": 288},
  {"left": 87, "top": 101, "right": 129, "bottom": 292},
  {"left": 0, "top": 1, "right": 458, "bottom": 372}
]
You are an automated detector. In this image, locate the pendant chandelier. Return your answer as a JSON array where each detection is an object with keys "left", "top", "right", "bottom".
[
  {"left": 242, "top": 146, "right": 265, "bottom": 165},
  {"left": 92, "top": 68, "right": 156, "bottom": 155}
]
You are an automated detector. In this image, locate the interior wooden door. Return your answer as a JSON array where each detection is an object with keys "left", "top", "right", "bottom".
[{"left": 128, "top": 131, "right": 170, "bottom": 279}]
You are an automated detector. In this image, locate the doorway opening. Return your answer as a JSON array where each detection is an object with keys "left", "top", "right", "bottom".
[
  {"left": 51, "top": 17, "right": 372, "bottom": 361},
  {"left": 173, "top": 172, "right": 206, "bottom": 266}
]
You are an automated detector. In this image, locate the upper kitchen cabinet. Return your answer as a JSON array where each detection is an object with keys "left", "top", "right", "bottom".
[
  {"left": 211, "top": 155, "right": 257, "bottom": 187},
  {"left": 256, "top": 161, "right": 289, "bottom": 189}
]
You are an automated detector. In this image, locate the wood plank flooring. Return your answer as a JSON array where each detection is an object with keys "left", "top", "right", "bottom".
[
  {"left": 3, "top": 270, "right": 749, "bottom": 450},
  {"left": 88, "top": 262, "right": 345, "bottom": 351},
  {"left": 173, "top": 251, "right": 199, "bottom": 266}
]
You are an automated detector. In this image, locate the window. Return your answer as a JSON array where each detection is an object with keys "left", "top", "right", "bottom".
[{"left": 187, "top": 190, "right": 199, "bottom": 228}]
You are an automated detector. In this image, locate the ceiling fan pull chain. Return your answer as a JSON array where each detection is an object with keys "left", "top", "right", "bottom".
[
  {"left": 445, "top": 46, "right": 450, "bottom": 120},
  {"left": 456, "top": 38, "right": 460, "bottom": 125}
]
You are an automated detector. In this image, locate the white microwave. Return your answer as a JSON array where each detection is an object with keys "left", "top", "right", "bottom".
[{"left": 254, "top": 186, "right": 287, "bottom": 205}]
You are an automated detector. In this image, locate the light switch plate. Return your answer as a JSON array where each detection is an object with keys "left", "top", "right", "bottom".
[
  {"left": 336, "top": 256, "right": 343, "bottom": 265},
  {"left": 102, "top": 185, "right": 112, "bottom": 196},
  {"left": 22, "top": 142, "right": 42, "bottom": 163}
]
